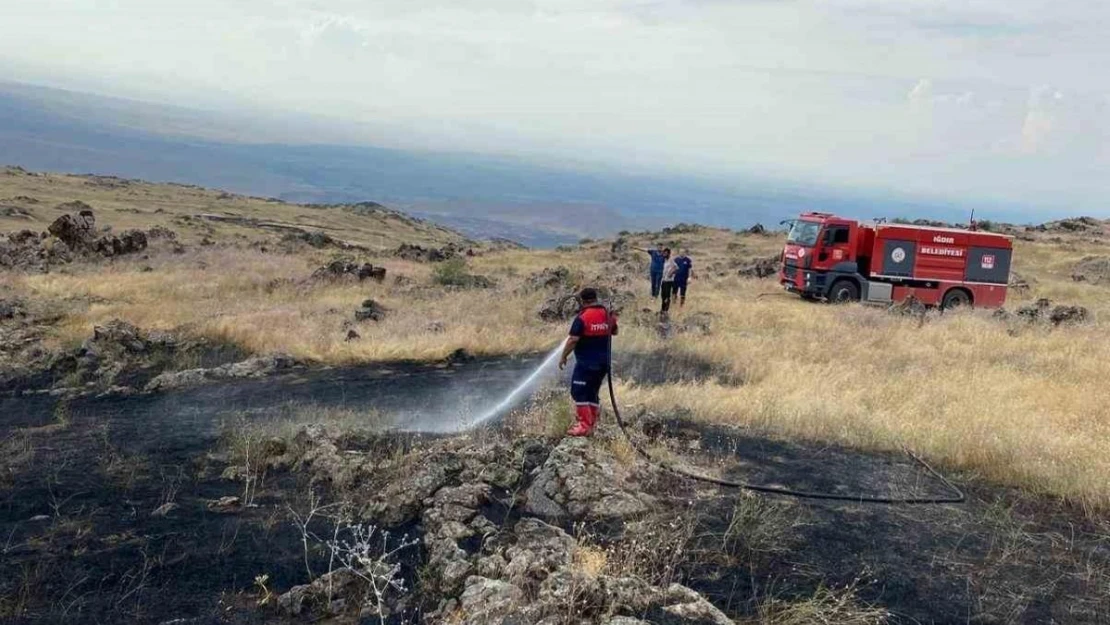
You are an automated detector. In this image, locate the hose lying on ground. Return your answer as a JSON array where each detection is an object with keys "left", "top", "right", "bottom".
[{"left": 604, "top": 340, "right": 965, "bottom": 505}]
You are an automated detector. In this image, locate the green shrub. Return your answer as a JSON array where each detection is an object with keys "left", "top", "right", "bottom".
[{"left": 431, "top": 258, "right": 495, "bottom": 288}]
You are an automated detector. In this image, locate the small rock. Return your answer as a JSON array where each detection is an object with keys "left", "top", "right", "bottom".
[
  {"left": 446, "top": 348, "right": 475, "bottom": 364},
  {"left": 146, "top": 226, "right": 177, "bottom": 240},
  {"left": 747, "top": 223, "right": 767, "bottom": 235},
  {"left": 1050, "top": 305, "right": 1089, "bottom": 326},
  {"left": 152, "top": 502, "right": 180, "bottom": 517},
  {"left": 346, "top": 329, "right": 361, "bottom": 342},
  {"left": 0, "top": 298, "right": 25, "bottom": 320},
  {"left": 459, "top": 577, "right": 525, "bottom": 622},
  {"left": 355, "top": 299, "right": 389, "bottom": 322},
  {"left": 206, "top": 496, "right": 241, "bottom": 512},
  {"left": 312, "top": 259, "right": 386, "bottom": 282},
  {"left": 1009, "top": 272, "right": 1033, "bottom": 294}
]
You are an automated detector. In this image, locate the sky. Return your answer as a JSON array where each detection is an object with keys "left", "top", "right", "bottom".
[{"left": 2, "top": 0, "right": 1108, "bottom": 213}]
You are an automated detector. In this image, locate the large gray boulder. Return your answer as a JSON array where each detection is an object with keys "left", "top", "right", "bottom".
[{"left": 524, "top": 438, "right": 657, "bottom": 522}]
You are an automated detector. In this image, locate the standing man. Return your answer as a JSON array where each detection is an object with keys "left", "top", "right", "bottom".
[
  {"left": 673, "top": 249, "right": 695, "bottom": 307},
  {"left": 659, "top": 250, "right": 678, "bottom": 316},
  {"left": 558, "top": 288, "right": 618, "bottom": 437},
  {"left": 634, "top": 243, "right": 668, "bottom": 298}
]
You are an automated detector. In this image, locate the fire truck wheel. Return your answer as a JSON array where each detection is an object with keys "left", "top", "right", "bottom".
[
  {"left": 942, "top": 288, "right": 972, "bottom": 310},
  {"left": 828, "top": 280, "right": 860, "bottom": 304}
]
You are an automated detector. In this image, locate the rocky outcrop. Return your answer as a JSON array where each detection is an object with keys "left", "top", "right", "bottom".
[
  {"left": 94, "top": 229, "right": 148, "bottom": 256},
  {"left": 47, "top": 209, "right": 98, "bottom": 248},
  {"left": 525, "top": 266, "right": 575, "bottom": 292},
  {"left": 144, "top": 354, "right": 300, "bottom": 392},
  {"left": 2, "top": 208, "right": 149, "bottom": 270},
  {"left": 1000, "top": 298, "right": 1092, "bottom": 327},
  {"left": 0, "top": 230, "right": 71, "bottom": 271},
  {"left": 537, "top": 286, "right": 636, "bottom": 322},
  {"left": 449, "top": 521, "right": 733, "bottom": 625},
  {"left": 281, "top": 230, "right": 345, "bottom": 249},
  {"left": 258, "top": 425, "right": 730, "bottom": 625},
  {"left": 67, "top": 320, "right": 178, "bottom": 388},
  {"left": 1031, "top": 217, "right": 1105, "bottom": 234},
  {"left": 524, "top": 438, "right": 656, "bottom": 522},
  {"left": 395, "top": 243, "right": 463, "bottom": 263},
  {"left": 537, "top": 293, "right": 583, "bottom": 322},
  {"left": 737, "top": 255, "right": 780, "bottom": 279},
  {"left": 1072, "top": 256, "right": 1110, "bottom": 285},
  {"left": 146, "top": 225, "right": 178, "bottom": 240},
  {"left": 312, "top": 259, "right": 387, "bottom": 282}
]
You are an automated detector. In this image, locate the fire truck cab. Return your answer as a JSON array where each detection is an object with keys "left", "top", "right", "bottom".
[{"left": 779, "top": 212, "right": 1013, "bottom": 308}]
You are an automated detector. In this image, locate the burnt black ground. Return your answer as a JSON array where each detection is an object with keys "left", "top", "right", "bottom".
[
  {"left": 0, "top": 355, "right": 547, "bottom": 624},
  {"left": 2, "top": 356, "right": 1108, "bottom": 624},
  {"left": 640, "top": 421, "right": 1110, "bottom": 624}
]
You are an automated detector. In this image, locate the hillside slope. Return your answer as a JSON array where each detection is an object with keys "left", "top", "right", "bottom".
[{"left": 0, "top": 166, "right": 465, "bottom": 250}]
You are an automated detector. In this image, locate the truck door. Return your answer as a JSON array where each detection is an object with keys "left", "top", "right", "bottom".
[{"left": 817, "top": 224, "right": 853, "bottom": 269}]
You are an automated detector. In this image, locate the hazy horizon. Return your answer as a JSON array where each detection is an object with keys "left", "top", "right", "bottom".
[{"left": 3, "top": 0, "right": 1108, "bottom": 217}]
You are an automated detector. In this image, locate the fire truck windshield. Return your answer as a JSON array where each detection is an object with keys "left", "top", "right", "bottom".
[{"left": 786, "top": 220, "right": 821, "bottom": 246}]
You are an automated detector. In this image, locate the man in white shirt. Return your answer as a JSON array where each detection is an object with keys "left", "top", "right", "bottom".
[{"left": 659, "top": 248, "right": 678, "bottom": 315}]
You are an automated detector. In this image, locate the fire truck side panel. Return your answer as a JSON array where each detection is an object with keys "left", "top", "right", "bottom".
[
  {"left": 964, "top": 247, "right": 1012, "bottom": 284},
  {"left": 877, "top": 239, "right": 915, "bottom": 277},
  {"left": 914, "top": 247, "right": 967, "bottom": 282}
]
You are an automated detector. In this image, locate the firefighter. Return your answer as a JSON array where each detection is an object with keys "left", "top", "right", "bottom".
[{"left": 557, "top": 287, "right": 618, "bottom": 437}]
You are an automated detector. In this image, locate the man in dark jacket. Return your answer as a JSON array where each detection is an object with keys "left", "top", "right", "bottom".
[
  {"left": 558, "top": 288, "right": 618, "bottom": 437},
  {"left": 635, "top": 244, "right": 668, "bottom": 298},
  {"left": 673, "top": 250, "right": 694, "bottom": 307}
]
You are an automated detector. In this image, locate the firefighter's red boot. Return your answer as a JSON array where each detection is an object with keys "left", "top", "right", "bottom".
[
  {"left": 588, "top": 405, "right": 601, "bottom": 430},
  {"left": 567, "top": 405, "right": 595, "bottom": 437}
]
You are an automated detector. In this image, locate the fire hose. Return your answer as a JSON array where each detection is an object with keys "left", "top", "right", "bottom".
[{"left": 603, "top": 335, "right": 965, "bottom": 505}]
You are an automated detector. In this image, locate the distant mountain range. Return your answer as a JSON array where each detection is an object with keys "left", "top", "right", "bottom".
[{"left": 0, "top": 80, "right": 996, "bottom": 247}]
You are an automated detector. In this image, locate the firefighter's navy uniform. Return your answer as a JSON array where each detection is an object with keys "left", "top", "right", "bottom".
[{"left": 567, "top": 303, "right": 618, "bottom": 437}]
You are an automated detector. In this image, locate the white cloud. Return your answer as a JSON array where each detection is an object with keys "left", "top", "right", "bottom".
[{"left": 0, "top": 0, "right": 1108, "bottom": 211}]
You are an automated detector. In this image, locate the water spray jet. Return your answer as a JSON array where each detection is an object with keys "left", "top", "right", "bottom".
[{"left": 403, "top": 345, "right": 563, "bottom": 433}]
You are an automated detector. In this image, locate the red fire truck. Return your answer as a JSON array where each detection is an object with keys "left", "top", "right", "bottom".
[{"left": 779, "top": 212, "right": 1013, "bottom": 308}]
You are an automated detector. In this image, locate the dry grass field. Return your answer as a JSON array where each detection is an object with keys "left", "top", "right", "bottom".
[{"left": 4, "top": 167, "right": 1110, "bottom": 511}]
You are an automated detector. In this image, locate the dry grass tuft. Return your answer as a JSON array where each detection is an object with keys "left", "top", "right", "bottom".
[
  {"left": 571, "top": 545, "right": 609, "bottom": 578},
  {"left": 755, "top": 582, "right": 890, "bottom": 625}
]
